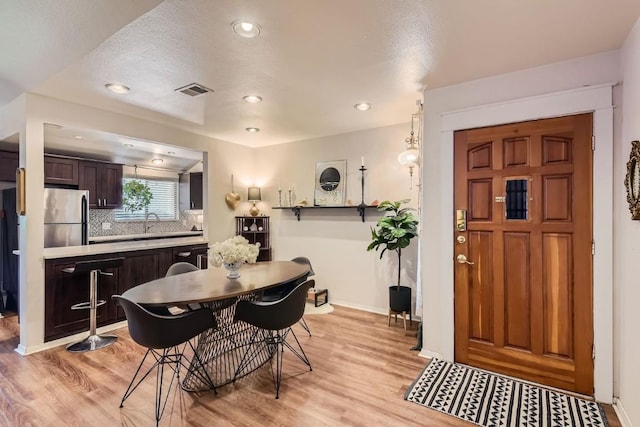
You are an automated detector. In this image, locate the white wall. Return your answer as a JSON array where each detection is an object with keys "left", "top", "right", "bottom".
[
  {"left": 420, "top": 51, "right": 621, "bottom": 401},
  {"left": 255, "top": 124, "right": 420, "bottom": 313},
  {"left": 616, "top": 16, "right": 640, "bottom": 426}
]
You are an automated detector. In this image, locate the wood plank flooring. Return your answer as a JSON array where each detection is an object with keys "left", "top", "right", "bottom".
[{"left": 0, "top": 307, "right": 621, "bottom": 426}]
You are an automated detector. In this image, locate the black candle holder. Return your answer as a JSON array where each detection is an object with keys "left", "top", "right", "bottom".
[{"left": 357, "top": 165, "right": 367, "bottom": 222}]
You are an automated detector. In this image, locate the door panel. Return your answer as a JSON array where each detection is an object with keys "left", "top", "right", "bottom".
[{"left": 454, "top": 113, "right": 593, "bottom": 395}]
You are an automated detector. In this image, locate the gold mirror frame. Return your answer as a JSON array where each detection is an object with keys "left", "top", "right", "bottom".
[{"left": 624, "top": 140, "right": 640, "bottom": 219}]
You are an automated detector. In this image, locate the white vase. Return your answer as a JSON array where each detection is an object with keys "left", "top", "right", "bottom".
[{"left": 223, "top": 261, "right": 242, "bottom": 279}]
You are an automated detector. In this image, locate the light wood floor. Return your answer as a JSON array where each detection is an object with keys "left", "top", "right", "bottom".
[{"left": 0, "top": 306, "right": 621, "bottom": 426}]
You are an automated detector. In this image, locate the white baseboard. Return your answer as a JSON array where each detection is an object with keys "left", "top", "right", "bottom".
[
  {"left": 418, "top": 349, "right": 443, "bottom": 360},
  {"left": 330, "top": 300, "right": 422, "bottom": 322},
  {"left": 613, "top": 397, "right": 633, "bottom": 427},
  {"left": 14, "top": 321, "right": 127, "bottom": 355}
]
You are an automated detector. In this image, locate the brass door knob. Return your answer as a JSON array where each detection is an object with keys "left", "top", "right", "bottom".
[{"left": 456, "top": 254, "right": 474, "bottom": 265}]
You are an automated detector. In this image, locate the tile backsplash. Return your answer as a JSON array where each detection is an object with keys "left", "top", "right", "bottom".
[{"left": 89, "top": 209, "right": 201, "bottom": 237}]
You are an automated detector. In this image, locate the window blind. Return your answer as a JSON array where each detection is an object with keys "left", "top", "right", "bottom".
[{"left": 115, "top": 177, "right": 179, "bottom": 221}]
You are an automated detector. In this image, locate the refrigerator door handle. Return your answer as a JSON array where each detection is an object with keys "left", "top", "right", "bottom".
[{"left": 81, "top": 195, "right": 88, "bottom": 245}]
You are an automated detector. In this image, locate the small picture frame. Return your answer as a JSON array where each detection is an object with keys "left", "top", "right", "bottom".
[{"left": 314, "top": 160, "right": 347, "bottom": 206}]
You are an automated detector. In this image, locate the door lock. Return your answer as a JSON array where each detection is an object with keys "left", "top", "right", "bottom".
[
  {"left": 456, "top": 210, "right": 467, "bottom": 232},
  {"left": 456, "top": 254, "right": 474, "bottom": 265}
]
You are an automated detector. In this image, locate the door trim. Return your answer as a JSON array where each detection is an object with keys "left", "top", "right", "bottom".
[{"left": 422, "top": 84, "right": 614, "bottom": 403}]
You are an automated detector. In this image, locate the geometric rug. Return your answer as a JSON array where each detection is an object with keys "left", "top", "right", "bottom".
[{"left": 405, "top": 359, "right": 609, "bottom": 427}]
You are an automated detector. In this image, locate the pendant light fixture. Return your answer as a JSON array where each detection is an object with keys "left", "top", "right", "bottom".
[{"left": 398, "top": 102, "right": 422, "bottom": 188}]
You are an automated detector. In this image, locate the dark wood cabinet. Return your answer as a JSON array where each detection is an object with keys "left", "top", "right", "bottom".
[
  {"left": 44, "top": 155, "right": 79, "bottom": 186},
  {"left": 78, "top": 160, "right": 123, "bottom": 209},
  {"left": 44, "top": 254, "right": 119, "bottom": 342},
  {"left": 173, "top": 244, "right": 209, "bottom": 268},
  {"left": 179, "top": 172, "right": 203, "bottom": 210},
  {"left": 0, "top": 150, "right": 18, "bottom": 182},
  {"left": 44, "top": 243, "right": 209, "bottom": 340},
  {"left": 236, "top": 216, "right": 271, "bottom": 261}
]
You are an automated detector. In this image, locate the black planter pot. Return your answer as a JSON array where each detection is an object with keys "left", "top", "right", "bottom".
[{"left": 389, "top": 285, "right": 411, "bottom": 313}]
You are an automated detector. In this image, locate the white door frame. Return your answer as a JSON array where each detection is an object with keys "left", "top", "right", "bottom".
[{"left": 429, "top": 84, "right": 614, "bottom": 403}]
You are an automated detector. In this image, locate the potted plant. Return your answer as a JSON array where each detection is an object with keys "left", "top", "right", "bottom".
[
  {"left": 367, "top": 199, "right": 419, "bottom": 314},
  {"left": 122, "top": 179, "right": 153, "bottom": 212}
]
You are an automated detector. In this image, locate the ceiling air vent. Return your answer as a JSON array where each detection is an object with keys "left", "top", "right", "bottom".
[{"left": 175, "top": 83, "right": 213, "bottom": 97}]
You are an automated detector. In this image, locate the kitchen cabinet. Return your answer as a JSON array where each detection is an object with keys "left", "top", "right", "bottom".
[
  {"left": 0, "top": 150, "right": 18, "bottom": 182},
  {"left": 44, "top": 156, "right": 79, "bottom": 186},
  {"left": 78, "top": 160, "right": 123, "bottom": 209},
  {"left": 236, "top": 216, "right": 271, "bottom": 261},
  {"left": 44, "top": 243, "right": 209, "bottom": 340},
  {"left": 44, "top": 253, "right": 119, "bottom": 341},
  {"left": 173, "top": 244, "right": 209, "bottom": 268},
  {"left": 179, "top": 172, "right": 203, "bottom": 210}
]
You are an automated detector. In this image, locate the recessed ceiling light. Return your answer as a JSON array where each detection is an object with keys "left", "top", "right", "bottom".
[
  {"left": 73, "top": 135, "right": 83, "bottom": 139},
  {"left": 231, "top": 21, "right": 261, "bottom": 38},
  {"left": 105, "top": 83, "right": 131, "bottom": 94},
  {"left": 167, "top": 151, "right": 176, "bottom": 155},
  {"left": 354, "top": 103, "right": 372, "bottom": 111},
  {"left": 151, "top": 158, "right": 164, "bottom": 165},
  {"left": 123, "top": 143, "right": 134, "bottom": 148},
  {"left": 242, "top": 95, "right": 262, "bottom": 103},
  {"left": 245, "top": 127, "right": 260, "bottom": 133},
  {"left": 44, "top": 122, "right": 62, "bottom": 129}
]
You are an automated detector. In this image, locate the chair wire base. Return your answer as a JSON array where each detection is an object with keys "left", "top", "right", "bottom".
[
  {"left": 234, "top": 327, "right": 312, "bottom": 399},
  {"left": 119, "top": 340, "right": 216, "bottom": 425}
]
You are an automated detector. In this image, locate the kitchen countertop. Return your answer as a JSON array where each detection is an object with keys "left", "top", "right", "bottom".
[
  {"left": 89, "top": 230, "right": 203, "bottom": 243},
  {"left": 40, "top": 236, "right": 208, "bottom": 259}
]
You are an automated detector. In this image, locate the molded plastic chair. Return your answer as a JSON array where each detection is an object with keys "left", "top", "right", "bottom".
[
  {"left": 262, "top": 257, "right": 315, "bottom": 335},
  {"left": 233, "top": 279, "right": 314, "bottom": 399},
  {"left": 166, "top": 261, "right": 199, "bottom": 276},
  {"left": 165, "top": 261, "right": 202, "bottom": 312},
  {"left": 112, "top": 295, "right": 217, "bottom": 425}
]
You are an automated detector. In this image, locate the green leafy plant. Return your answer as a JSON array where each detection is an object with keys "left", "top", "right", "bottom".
[
  {"left": 122, "top": 179, "right": 153, "bottom": 212},
  {"left": 366, "top": 199, "right": 419, "bottom": 289}
]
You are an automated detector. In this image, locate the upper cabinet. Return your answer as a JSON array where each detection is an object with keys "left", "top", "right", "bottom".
[
  {"left": 78, "top": 160, "right": 123, "bottom": 209},
  {"left": 0, "top": 151, "right": 18, "bottom": 182},
  {"left": 179, "top": 172, "right": 203, "bottom": 210},
  {"left": 44, "top": 155, "right": 79, "bottom": 186}
]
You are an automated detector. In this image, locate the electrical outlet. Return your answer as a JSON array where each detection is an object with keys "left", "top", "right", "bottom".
[{"left": 102, "top": 222, "right": 111, "bottom": 230}]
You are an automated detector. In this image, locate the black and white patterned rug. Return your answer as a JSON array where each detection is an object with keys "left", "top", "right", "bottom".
[{"left": 405, "top": 359, "right": 608, "bottom": 427}]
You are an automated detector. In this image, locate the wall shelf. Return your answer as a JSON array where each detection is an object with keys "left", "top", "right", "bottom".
[{"left": 272, "top": 205, "right": 379, "bottom": 222}]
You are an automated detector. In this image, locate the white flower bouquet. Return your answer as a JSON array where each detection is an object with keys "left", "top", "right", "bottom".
[{"left": 209, "top": 236, "right": 260, "bottom": 267}]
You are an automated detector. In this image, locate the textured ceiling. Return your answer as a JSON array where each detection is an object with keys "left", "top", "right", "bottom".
[{"left": 2, "top": 0, "right": 640, "bottom": 154}]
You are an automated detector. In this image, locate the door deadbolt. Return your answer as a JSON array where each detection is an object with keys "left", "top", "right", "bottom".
[
  {"left": 456, "top": 254, "right": 474, "bottom": 265},
  {"left": 457, "top": 236, "right": 466, "bottom": 244}
]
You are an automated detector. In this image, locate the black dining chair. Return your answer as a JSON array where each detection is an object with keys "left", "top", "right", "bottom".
[
  {"left": 112, "top": 295, "right": 217, "bottom": 425},
  {"left": 165, "top": 261, "right": 202, "bottom": 312},
  {"left": 233, "top": 279, "right": 314, "bottom": 399},
  {"left": 261, "top": 257, "right": 315, "bottom": 336}
]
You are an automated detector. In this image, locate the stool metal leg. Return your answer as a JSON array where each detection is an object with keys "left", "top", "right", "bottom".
[{"left": 67, "top": 270, "right": 117, "bottom": 353}]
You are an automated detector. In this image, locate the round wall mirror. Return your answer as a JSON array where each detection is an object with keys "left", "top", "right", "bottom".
[
  {"left": 319, "top": 167, "right": 340, "bottom": 191},
  {"left": 624, "top": 140, "right": 640, "bottom": 219}
]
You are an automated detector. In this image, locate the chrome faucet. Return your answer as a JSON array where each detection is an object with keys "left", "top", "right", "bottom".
[{"left": 144, "top": 212, "right": 160, "bottom": 233}]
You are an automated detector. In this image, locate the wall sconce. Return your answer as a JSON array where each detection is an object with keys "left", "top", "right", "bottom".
[
  {"left": 248, "top": 186, "right": 262, "bottom": 216},
  {"left": 398, "top": 111, "right": 421, "bottom": 188}
]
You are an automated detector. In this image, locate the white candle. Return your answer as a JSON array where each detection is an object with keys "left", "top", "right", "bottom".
[
  {"left": 288, "top": 184, "right": 291, "bottom": 191},
  {"left": 278, "top": 182, "right": 281, "bottom": 191},
  {"left": 361, "top": 156, "right": 365, "bottom": 167}
]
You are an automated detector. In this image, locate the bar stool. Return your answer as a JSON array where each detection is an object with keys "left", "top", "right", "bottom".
[{"left": 63, "top": 257, "right": 124, "bottom": 352}]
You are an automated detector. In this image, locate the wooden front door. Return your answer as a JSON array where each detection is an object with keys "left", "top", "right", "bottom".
[{"left": 453, "top": 113, "right": 594, "bottom": 395}]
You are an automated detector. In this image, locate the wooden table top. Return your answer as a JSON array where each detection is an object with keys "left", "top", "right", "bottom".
[{"left": 121, "top": 261, "right": 310, "bottom": 306}]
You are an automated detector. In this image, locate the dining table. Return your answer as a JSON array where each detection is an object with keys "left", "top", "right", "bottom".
[{"left": 121, "top": 260, "right": 311, "bottom": 391}]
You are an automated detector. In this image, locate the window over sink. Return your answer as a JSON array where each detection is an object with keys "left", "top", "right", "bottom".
[{"left": 115, "top": 177, "right": 179, "bottom": 221}]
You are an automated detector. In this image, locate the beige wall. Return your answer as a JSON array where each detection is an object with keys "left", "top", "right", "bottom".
[
  {"left": 616, "top": 15, "right": 640, "bottom": 426},
  {"left": 255, "top": 124, "right": 421, "bottom": 313}
]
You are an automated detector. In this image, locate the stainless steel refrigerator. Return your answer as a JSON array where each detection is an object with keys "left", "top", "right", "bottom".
[{"left": 44, "top": 188, "right": 89, "bottom": 248}]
